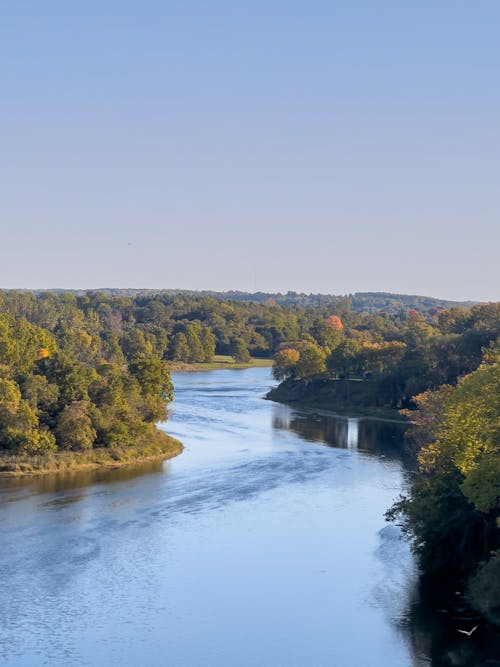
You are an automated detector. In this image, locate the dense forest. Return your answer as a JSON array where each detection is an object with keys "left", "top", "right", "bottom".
[
  {"left": 0, "top": 291, "right": 184, "bottom": 472},
  {"left": 268, "top": 302, "right": 500, "bottom": 410}
]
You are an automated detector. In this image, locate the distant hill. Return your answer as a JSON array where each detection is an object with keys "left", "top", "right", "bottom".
[{"left": 23, "top": 288, "right": 478, "bottom": 314}]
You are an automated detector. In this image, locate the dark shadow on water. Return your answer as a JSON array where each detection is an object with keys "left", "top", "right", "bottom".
[
  {"left": 272, "top": 404, "right": 409, "bottom": 463},
  {"left": 400, "top": 579, "right": 500, "bottom": 667}
]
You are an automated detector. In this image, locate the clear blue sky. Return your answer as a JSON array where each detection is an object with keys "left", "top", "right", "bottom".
[{"left": 1, "top": 1, "right": 499, "bottom": 300}]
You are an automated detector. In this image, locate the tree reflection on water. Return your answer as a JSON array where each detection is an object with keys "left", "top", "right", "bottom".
[{"left": 272, "top": 404, "right": 500, "bottom": 667}]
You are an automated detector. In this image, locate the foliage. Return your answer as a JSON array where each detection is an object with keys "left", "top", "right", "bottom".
[
  {"left": 0, "top": 297, "right": 175, "bottom": 458},
  {"left": 230, "top": 337, "right": 251, "bottom": 363},
  {"left": 325, "top": 314, "right": 343, "bottom": 330},
  {"left": 388, "top": 350, "right": 500, "bottom": 623},
  {"left": 272, "top": 348, "right": 301, "bottom": 381},
  {"left": 55, "top": 401, "right": 96, "bottom": 451},
  {"left": 294, "top": 343, "right": 326, "bottom": 379}
]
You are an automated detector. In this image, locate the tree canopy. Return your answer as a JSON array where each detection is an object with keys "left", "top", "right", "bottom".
[{"left": 388, "top": 349, "right": 500, "bottom": 625}]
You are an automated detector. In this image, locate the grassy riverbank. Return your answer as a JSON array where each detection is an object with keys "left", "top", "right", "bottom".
[
  {"left": 169, "top": 355, "right": 273, "bottom": 371},
  {"left": 0, "top": 430, "right": 183, "bottom": 477}
]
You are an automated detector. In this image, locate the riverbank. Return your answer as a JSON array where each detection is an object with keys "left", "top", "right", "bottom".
[
  {"left": 169, "top": 355, "right": 273, "bottom": 372},
  {"left": 267, "top": 377, "right": 407, "bottom": 421},
  {"left": 0, "top": 430, "right": 183, "bottom": 477}
]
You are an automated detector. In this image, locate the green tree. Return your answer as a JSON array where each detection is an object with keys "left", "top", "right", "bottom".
[
  {"left": 43, "top": 352, "right": 93, "bottom": 406},
  {"left": 129, "top": 353, "right": 173, "bottom": 401},
  {"left": 55, "top": 401, "right": 97, "bottom": 451},
  {"left": 171, "top": 332, "right": 190, "bottom": 362},
  {"left": 184, "top": 322, "right": 205, "bottom": 362},
  {"left": 199, "top": 326, "right": 216, "bottom": 362},
  {"left": 272, "top": 348, "right": 300, "bottom": 381},
  {"left": 294, "top": 344, "right": 326, "bottom": 379},
  {"left": 20, "top": 374, "right": 60, "bottom": 425},
  {"left": 230, "top": 337, "right": 251, "bottom": 363},
  {"left": 0, "top": 379, "right": 56, "bottom": 454},
  {"left": 327, "top": 339, "right": 363, "bottom": 377}
]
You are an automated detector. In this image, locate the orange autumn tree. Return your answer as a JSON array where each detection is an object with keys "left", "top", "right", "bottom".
[{"left": 325, "top": 315, "right": 343, "bottom": 330}]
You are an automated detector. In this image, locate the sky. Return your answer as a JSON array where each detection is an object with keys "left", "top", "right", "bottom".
[{"left": 1, "top": 1, "right": 499, "bottom": 301}]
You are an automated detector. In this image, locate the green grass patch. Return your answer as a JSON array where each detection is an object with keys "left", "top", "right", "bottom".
[{"left": 169, "top": 355, "right": 273, "bottom": 372}]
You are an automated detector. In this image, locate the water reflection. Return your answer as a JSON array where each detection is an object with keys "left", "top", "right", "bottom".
[
  {"left": 0, "top": 458, "right": 167, "bottom": 501},
  {"left": 271, "top": 403, "right": 500, "bottom": 666},
  {"left": 272, "top": 404, "right": 408, "bottom": 461},
  {"left": 400, "top": 581, "right": 500, "bottom": 667},
  {"left": 347, "top": 418, "right": 359, "bottom": 449}
]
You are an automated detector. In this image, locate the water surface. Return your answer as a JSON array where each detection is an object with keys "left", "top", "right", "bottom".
[{"left": 0, "top": 368, "right": 488, "bottom": 666}]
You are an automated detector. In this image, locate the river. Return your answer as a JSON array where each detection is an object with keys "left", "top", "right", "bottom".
[{"left": 0, "top": 368, "right": 493, "bottom": 666}]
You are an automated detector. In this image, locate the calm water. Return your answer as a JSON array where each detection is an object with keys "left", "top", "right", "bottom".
[{"left": 0, "top": 368, "right": 494, "bottom": 666}]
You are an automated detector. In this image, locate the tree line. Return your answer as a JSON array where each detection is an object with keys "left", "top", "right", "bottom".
[{"left": 271, "top": 303, "right": 500, "bottom": 408}]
